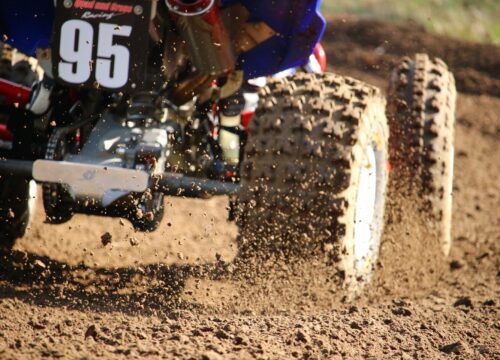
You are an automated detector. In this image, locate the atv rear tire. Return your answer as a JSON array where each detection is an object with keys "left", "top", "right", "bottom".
[
  {"left": 237, "top": 73, "right": 389, "bottom": 291},
  {"left": 387, "top": 54, "right": 456, "bottom": 256},
  {"left": 0, "top": 54, "right": 38, "bottom": 252},
  {"left": 0, "top": 177, "right": 36, "bottom": 252}
]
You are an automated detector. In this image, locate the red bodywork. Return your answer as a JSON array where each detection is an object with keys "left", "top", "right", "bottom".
[
  {"left": 314, "top": 43, "right": 327, "bottom": 73},
  {"left": 0, "top": 123, "right": 13, "bottom": 142},
  {"left": 0, "top": 78, "right": 31, "bottom": 107},
  {"left": 0, "top": 78, "right": 31, "bottom": 142}
]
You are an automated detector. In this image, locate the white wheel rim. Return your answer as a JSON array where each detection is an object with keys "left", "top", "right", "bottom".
[
  {"left": 442, "top": 145, "right": 455, "bottom": 255},
  {"left": 354, "top": 145, "right": 378, "bottom": 275},
  {"left": 27, "top": 180, "right": 37, "bottom": 228}
]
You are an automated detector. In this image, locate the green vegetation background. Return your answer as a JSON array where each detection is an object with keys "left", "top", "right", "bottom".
[{"left": 321, "top": 0, "right": 500, "bottom": 44}]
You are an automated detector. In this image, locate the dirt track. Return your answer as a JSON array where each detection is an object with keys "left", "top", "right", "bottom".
[{"left": 1, "top": 18, "right": 499, "bottom": 359}]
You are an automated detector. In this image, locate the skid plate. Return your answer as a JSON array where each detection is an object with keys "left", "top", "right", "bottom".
[{"left": 33, "top": 160, "right": 149, "bottom": 200}]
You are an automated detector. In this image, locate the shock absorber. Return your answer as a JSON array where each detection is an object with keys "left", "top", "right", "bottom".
[
  {"left": 164, "top": 0, "right": 236, "bottom": 76},
  {"left": 218, "top": 90, "right": 245, "bottom": 166}
]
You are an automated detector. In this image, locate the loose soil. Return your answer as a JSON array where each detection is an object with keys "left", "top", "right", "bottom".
[{"left": 0, "top": 17, "right": 498, "bottom": 359}]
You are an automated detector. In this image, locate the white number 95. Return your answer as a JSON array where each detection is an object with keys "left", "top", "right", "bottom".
[{"left": 58, "top": 19, "right": 132, "bottom": 89}]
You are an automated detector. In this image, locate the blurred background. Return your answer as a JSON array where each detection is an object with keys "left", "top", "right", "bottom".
[{"left": 321, "top": 0, "right": 500, "bottom": 44}]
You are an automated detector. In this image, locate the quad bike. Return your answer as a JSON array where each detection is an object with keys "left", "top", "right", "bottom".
[{"left": 0, "top": 0, "right": 456, "bottom": 294}]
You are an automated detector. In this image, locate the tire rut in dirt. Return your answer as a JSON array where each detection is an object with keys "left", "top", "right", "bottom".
[{"left": 236, "top": 72, "right": 389, "bottom": 293}]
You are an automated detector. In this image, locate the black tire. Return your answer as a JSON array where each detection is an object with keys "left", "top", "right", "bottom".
[
  {"left": 0, "top": 116, "right": 37, "bottom": 251},
  {"left": 387, "top": 54, "right": 456, "bottom": 256},
  {"left": 237, "top": 72, "right": 389, "bottom": 291},
  {"left": 0, "top": 54, "right": 38, "bottom": 252},
  {"left": 0, "top": 177, "right": 35, "bottom": 252},
  {"left": 0, "top": 124, "right": 37, "bottom": 251},
  {"left": 128, "top": 191, "right": 165, "bottom": 232},
  {"left": 42, "top": 130, "right": 75, "bottom": 224}
]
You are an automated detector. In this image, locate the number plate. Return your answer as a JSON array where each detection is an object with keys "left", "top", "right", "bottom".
[{"left": 52, "top": 0, "right": 152, "bottom": 91}]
